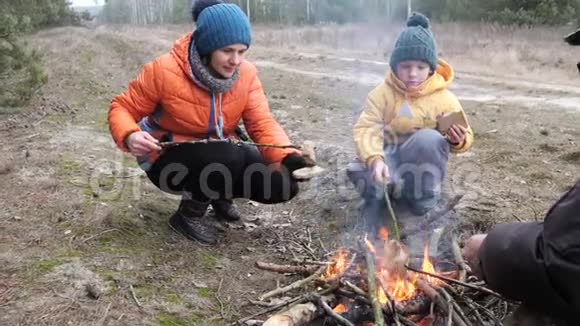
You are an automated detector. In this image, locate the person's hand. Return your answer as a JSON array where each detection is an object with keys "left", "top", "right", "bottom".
[
  {"left": 369, "top": 158, "right": 390, "bottom": 185},
  {"left": 125, "top": 131, "right": 161, "bottom": 157},
  {"left": 447, "top": 124, "right": 467, "bottom": 145},
  {"left": 282, "top": 153, "right": 316, "bottom": 174},
  {"left": 462, "top": 234, "right": 487, "bottom": 279}
]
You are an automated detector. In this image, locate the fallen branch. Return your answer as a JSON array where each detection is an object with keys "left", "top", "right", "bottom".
[
  {"left": 259, "top": 266, "right": 326, "bottom": 301},
  {"left": 406, "top": 265, "right": 506, "bottom": 300},
  {"left": 255, "top": 261, "right": 318, "bottom": 276}
]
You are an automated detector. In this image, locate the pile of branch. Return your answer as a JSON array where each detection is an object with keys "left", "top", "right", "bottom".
[{"left": 230, "top": 241, "right": 514, "bottom": 326}]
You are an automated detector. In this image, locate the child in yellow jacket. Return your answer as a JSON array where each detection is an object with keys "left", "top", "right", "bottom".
[{"left": 348, "top": 13, "right": 474, "bottom": 217}]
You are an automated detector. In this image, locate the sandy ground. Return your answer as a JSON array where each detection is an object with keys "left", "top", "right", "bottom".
[{"left": 0, "top": 24, "right": 579, "bottom": 325}]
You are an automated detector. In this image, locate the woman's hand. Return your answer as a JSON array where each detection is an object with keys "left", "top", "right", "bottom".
[
  {"left": 447, "top": 124, "right": 467, "bottom": 145},
  {"left": 125, "top": 131, "right": 161, "bottom": 157}
]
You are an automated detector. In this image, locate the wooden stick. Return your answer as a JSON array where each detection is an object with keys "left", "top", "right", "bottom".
[
  {"left": 259, "top": 266, "right": 326, "bottom": 301},
  {"left": 384, "top": 287, "right": 402, "bottom": 326},
  {"left": 343, "top": 280, "right": 367, "bottom": 297},
  {"left": 405, "top": 265, "right": 506, "bottom": 300},
  {"left": 438, "top": 286, "right": 472, "bottom": 326},
  {"left": 255, "top": 261, "right": 318, "bottom": 275},
  {"left": 384, "top": 190, "right": 401, "bottom": 240},
  {"left": 415, "top": 280, "right": 467, "bottom": 326},
  {"left": 314, "top": 294, "right": 355, "bottom": 326},
  {"left": 451, "top": 237, "right": 471, "bottom": 284},
  {"left": 129, "top": 285, "right": 142, "bottom": 308},
  {"left": 342, "top": 281, "right": 418, "bottom": 326},
  {"left": 160, "top": 138, "right": 301, "bottom": 150},
  {"left": 362, "top": 242, "right": 385, "bottom": 326}
]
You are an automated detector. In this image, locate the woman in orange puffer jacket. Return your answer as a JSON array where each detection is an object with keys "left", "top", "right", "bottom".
[{"left": 108, "top": 0, "right": 313, "bottom": 245}]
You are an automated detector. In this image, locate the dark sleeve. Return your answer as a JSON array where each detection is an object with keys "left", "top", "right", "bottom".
[{"left": 479, "top": 180, "right": 580, "bottom": 317}]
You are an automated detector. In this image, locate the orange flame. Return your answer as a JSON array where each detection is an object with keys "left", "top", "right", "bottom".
[
  {"left": 378, "top": 227, "right": 389, "bottom": 241},
  {"left": 322, "top": 248, "right": 348, "bottom": 279},
  {"left": 364, "top": 234, "right": 376, "bottom": 254},
  {"left": 422, "top": 243, "right": 440, "bottom": 284},
  {"left": 332, "top": 303, "right": 347, "bottom": 313},
  {"left": 391, "top": 276, "right": 417, "bottom": 301},
  {"left": 377, "top": 286, "right": 388, "bottom": 305},
  {"left": 373, "top": 228, "right": 418, "bottom": 302}
]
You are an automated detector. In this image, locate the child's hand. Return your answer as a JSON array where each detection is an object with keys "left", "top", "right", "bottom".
[
  {"left": 447, "top": 124, "right": 467, "bottom": 145},
  {"left": 370, "top": 159, "right": 390, "bottom": 185}
]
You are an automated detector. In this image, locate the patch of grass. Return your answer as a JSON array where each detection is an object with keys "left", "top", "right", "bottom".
[
  {"left": 134, "top": 283, "right": 157, "bottom": 300},
  {"left": 33, "top": 258, "right": 65, "bottom": 274},
  {"left": 58, "top": 249, "right": 83, "bottom": 258},
  {"left": 56, "top": 159, "right": 82, "bottom": 175},
  {"left": 199, "top": 253, "right": 218, "bottom": 269},
  {"left": 165, "top": 293, "right": 181, "bottom": 304},
  {"left": 81, "top": 48, "right": 96, "bottom": 64},
  {"left": 0, "top": 106, "right": 23, "bottom": 115},
  {"left": 197, "top": 288, "right": 213, "bottom": 298},
  {"left": 155, "top": 313, "right": 203, "bottom": 326}
]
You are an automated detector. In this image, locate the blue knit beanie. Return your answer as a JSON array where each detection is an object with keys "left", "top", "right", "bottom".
[
  {"left": 389, "top": 13, "right": 437, "bottom": 72},
  {"left": 192, "top": 0, "right": 252, "bottom": 57}
]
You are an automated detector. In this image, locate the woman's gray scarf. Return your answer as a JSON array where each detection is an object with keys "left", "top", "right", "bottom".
[{"left": 188, "top": 37, "right": 239, "bottom": 93}]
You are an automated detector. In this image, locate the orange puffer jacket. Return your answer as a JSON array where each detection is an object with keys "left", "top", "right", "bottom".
[{"left": 108, "top": 32, "right": 299, "bottom": 166}]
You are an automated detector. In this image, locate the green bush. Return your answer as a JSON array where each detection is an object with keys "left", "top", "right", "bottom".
[{"left": 0, "top": 1, "right": 81, "bottom": 108}]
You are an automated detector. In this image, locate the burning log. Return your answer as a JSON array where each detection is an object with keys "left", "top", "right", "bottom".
[{"left": 255, "top": 261, "right": 319, "bottom": 276}]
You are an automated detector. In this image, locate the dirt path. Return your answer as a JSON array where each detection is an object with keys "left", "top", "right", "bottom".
[{"left": 1, "top": 25, "right": 579, "bottom": 325}]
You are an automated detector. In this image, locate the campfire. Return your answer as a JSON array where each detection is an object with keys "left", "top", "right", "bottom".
[{"left": 230, "top": 226, "right": 513, "bottom": 326}]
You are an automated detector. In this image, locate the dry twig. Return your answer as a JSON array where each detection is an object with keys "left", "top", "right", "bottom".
[
  {"left": 259, "top": 266, "right": 326, "bottom": 301},
  {"left": 129, "top": 285, "right": 142, "bottom": 308},
  {"left": 406, "top": 265, "right": 506, "bottom": 300}
]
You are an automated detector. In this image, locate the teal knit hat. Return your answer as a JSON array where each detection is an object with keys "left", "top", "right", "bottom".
[
  {"left": 192, "top": 0, "right": 252, "bottom": 57},
  {"left": 389, "top": 13, "right": 437, "bottom": 72}
]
